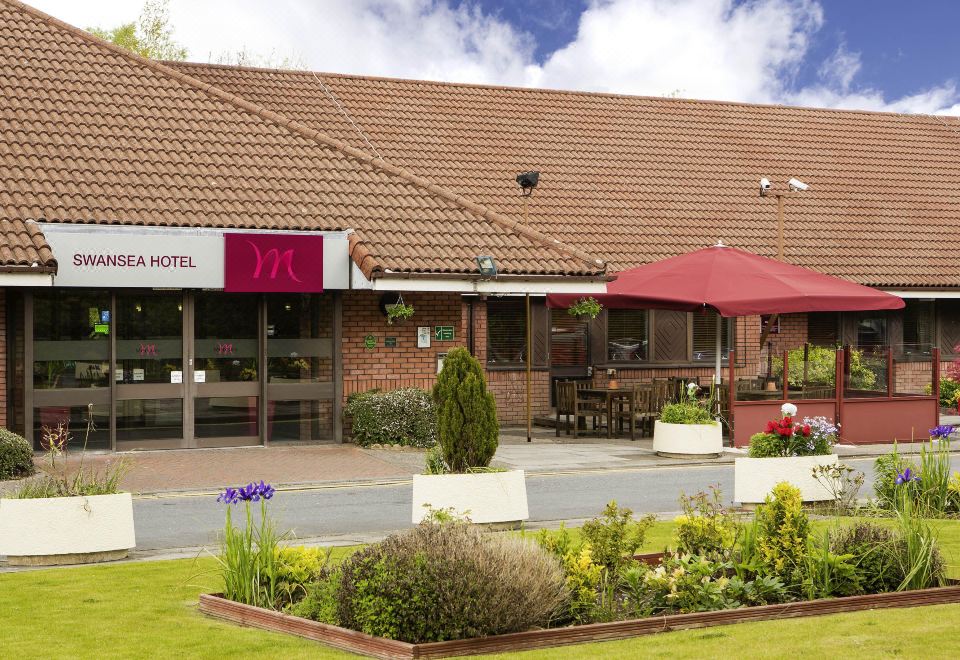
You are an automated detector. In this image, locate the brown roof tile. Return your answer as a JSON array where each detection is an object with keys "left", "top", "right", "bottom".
[
  {"left": 0, "top": 218, "right": 54, "bottom": 271},
  {"left": 0, "top": 0, "right": 602, "bottom": 278},
  {"left": 167, "top": 62, "right": 960, "bottom": 288}
]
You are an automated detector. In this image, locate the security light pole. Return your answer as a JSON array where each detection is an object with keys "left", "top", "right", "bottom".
[
  {"left": 517, "top": 171, "right": 539, "bottom": 443},
  {"left": 759, "top": 177, "right": 809, "bottom": 346}
]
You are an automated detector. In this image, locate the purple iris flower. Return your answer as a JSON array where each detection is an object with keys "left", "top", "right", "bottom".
[
  {"left": 929, "top": 425, "right": 955, "bottom": 441},
  {"left": 895, "top": 468, "right": 921, "bottom": 486},
  {"left": 217, "top": 481, "right": 275, "bottom": 504}
]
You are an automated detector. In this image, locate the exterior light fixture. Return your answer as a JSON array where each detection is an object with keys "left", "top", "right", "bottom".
[
  {"left": 476, "top": 255, "right": 497, "bottom": 278},
  {"left": 516, "top": 171, "right": 539, "bottom": 196}
]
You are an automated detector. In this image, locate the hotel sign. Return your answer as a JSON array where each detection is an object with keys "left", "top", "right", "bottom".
[
  {"left": 41, "top": 226, "right": 348, "bottom": 290},
  {"left": 46, "top": 231, "right": 224, "bottom": 289}
]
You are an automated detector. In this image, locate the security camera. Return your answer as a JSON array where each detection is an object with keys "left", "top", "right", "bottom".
[
  {"left": 516, "top": 171, "right": 540, "bottom": 193},
  {"left": 759, "top": 177, "right": 771, "bottom": 196},
  {"left": 788, "top": 177, "right": 809, "bottom": 192}
]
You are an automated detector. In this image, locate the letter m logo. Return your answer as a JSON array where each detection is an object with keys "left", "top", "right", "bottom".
[{"left": 248, "top": 241, "right": 302, "bottom": 282}]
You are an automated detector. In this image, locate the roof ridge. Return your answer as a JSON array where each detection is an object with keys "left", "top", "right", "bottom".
[
  {"left": 166, "top": 60, "right": 960, "bottom": 123},
  {"left": 2, "top": 0, "right": 604, "bottom": 274}
]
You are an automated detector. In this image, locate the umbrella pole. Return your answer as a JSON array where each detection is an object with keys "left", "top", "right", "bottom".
[
  {"left": 526, "top": 293, "right": 532, "bottom": 443},
  {"left": 715, "top": 314, "right": 722, "bottom": 386}
]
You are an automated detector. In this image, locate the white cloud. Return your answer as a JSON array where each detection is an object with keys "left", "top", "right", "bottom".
[{"left": 25, "top": 0, "right": 960, "bottom": 115}]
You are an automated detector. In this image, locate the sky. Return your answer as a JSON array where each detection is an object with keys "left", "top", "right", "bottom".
[{"left": 26, "top": 0, "right": 960, "bottom": 115}]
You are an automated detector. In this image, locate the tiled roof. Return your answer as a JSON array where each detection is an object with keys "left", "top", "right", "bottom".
[
  {"left": 0, "top": 219, "right": 54, "bottom": 271},
  {"left": 0, "top": 0, "right": 603, "bottom": 278},
  {"left": 167, "top": 62, "right": 960, "bottom": 288}
]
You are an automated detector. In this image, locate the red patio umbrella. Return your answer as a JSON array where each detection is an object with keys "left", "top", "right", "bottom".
[{"left": 548, "top": 243, "right": 904, "bottom": 383}]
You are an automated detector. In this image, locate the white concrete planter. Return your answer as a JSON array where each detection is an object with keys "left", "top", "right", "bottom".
[
  {"left": 0, "top": 493, "right": 136, "bottom": 565},
  {"left": 412, "top": 470, "right": 528, "bottom": 525},
  {"left": 734, "top": 454, "right": 838, "bottom": 504},
  {"left": 653, "top": 420, "right": 723, "bottom": 458}
]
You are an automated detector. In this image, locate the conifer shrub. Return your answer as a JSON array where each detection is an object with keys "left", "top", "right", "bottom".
[
  {"left": 0, "top": 428, "right": 33, "bottom": 480},
  {"left": 432, "top": 347, "right": 499, "bottom": 472}
]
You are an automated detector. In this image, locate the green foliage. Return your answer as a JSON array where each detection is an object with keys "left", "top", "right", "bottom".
[
  {"left": 88, "top": 0, "right": 188, "bottom": 61},
  {"left": 674, "top": 487, "right": 738, "bottom": 559},
  {"left": 755, "top": 483, "right": 811, "bottom": 591},
  {"left": 892, "top": 491, "right": 946, "bottom": 591},
  {"left": 805, "top": 531, "right": 861, "bottom": 599},
  {"left": 385, "top": 302, "right": 415, "bottom": 325},
  {"left": 558, "top": 545, "right": 605, "bottom": 624},
  {"left": 580, "top": 501, "right": 655, "bottom": 572},
  {"left": 567, "top": 297, "right": 603, "bottom": 319},
  {"left": 747, "top": 432, "right": 785, "bottom": 458},
  {"left": 432, "top": 347, "right": 499, "bottom": 472},
  {"left": 289, "top": 566, "right": 341, "bottom": 624},
  {"left": 331, "top": 522, "right": 566, "bottom": 642},
  {"left": 811, "top": 462, "right": 865, "bottom": 514},
  {"left": 874, "top": 444, "right": 912, "bottom": 509},
  {"left": 423, "top": 445, "right": 448, "bottom": 474},
  {"left": 829, "top": 523, "right": 902, "bottom": 594},
  {"left": 217, "top": 501, "right": 285, "bottom": 610},
  {"left": 874, "top": 441, "right": 957, "bottom": 516},
  {"left": 0, "top": 428, "right": 34, "bottom": 480},
  {"left": 928, "top": 377, "right": 960, "bottom": 408},
  {"left": 660, "top": 401, "right": 715, "bottom": 425},
  {"left": 274, "top": 546, "right": 330, "bottom": 609},
  {"left": 772, "top": 345, "right": 875, "bottom": 389},
  {"left": 346, "top": 388, "right": 437, "bottom": 448}
]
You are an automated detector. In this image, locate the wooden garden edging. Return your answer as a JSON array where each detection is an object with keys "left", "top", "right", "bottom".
[{"left": 200, "top": 583, "right": 960, "bottom": 659}]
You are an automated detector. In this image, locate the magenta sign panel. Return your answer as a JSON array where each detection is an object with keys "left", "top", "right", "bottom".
[{"left": 224, "top": 233, "right": 324, "bottom": 292}]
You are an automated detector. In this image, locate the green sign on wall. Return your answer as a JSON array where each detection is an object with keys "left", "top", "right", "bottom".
[
  {"left": 364, "top": 334, "right": 377, "bottom": 350},
  {"left": 434, "top": 326, "right": 455, "bottom": 341}
]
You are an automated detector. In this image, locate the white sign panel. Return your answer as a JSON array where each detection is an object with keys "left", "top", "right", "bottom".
[
  {"left": 132, "top": 368, "right": 145, "bottom": 382},
  {"left": 417, "top": 326, "right": 431, "bottom": 348},
  {"left": 45, "top": 230, "right": 224, "bottom": 288},
  {"left": 194, "top": 370, "right": 206, "bottom": 383},
  {"left": 170, "top": 371, "right": 183, "bottom": 384}
]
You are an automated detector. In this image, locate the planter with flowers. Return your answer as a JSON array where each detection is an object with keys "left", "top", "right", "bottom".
[
  {"left": 0, "top": 409, "right": 134, "bottom": 565},
  {"left": 411, "top": 347, "right": 527, "bottom": 526},
  {"left": 653, "top": 382, "right": 723, "bottom": 458},
  {"left": 734, "top": 403, "right": 839, "bottom": 504}
]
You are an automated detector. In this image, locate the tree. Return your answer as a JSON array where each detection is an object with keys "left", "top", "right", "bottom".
[
  {"left": 211, "top": 47, "right": 305, "bottom": 70},
  {"left": 432, "top": 347, "right": 499, "bottom": 472},
  {"left": 88, "top": 0, "right": 187, "bottom": 61}
]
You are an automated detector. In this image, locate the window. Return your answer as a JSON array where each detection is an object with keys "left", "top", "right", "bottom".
[
  {"left": 902, "top": 300, "right": 934, "bottom": 357},
  {"left": 486, "top": 299, "right": 526, "bottom": 366},
  {"left": 807, "top": 312, "right": 839, "bottom": 347},
  {"left": 607, "top": 310, "right": 648, "bottom": 361},
  {"left": 692, "top": 312, "right": 730, "bottom": 362},
  {"left": 856, "top": 315, "right": 887, "bottom": 350},
  {"left": 33, "top": 290, "right": 111, "bottom": 389}
]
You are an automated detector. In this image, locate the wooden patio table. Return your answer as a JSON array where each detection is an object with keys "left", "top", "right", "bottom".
[
  {"left": 736, "top": 389, "right": 783, "bottom": 401},
  {"left": 579, "top": 387, "right": 636, "bottom": 438}
]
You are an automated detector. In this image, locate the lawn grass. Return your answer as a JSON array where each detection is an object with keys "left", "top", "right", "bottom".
[{"left": 2, "top": 518, "right": 960, "bottom": 659}]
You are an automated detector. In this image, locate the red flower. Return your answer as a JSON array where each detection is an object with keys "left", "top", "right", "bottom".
[
  {"left": 777, "top": 426, "right": 791, "bottom": 436},
  {"left": 781, "top": 416, "right": 793, "bottom": 426},
  {"left": 802, "top": 424, "right": 811, "bottom": 436},
  {"left": 765, "top": 420, "right": 776, "bottom": 433}
]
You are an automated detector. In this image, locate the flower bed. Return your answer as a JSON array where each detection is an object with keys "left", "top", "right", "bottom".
[{"left": 199, "top": 579, "right": 960, "bottom": 659}]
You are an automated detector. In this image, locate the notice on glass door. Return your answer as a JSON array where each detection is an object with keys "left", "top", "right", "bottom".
[
  {"left": 133, "top": 368, "right": 145, "bottom": 382},
  {"left": 170, "top": 370, "right": 183, "bottom": 384},
  {"left": 194, "top": 370, "right": 206, "bottom": 383}
]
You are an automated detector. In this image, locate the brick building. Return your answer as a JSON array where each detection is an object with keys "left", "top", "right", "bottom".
[{"left": 0, "top": 0, "right": 956, "bottom": 450}]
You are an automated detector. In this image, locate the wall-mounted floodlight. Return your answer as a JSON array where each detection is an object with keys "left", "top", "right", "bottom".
[
  {"left": 788, "top": 177, "right": 809, "bottom": 192},
  {"left": 475, "top": 255, "right": 497, "bottom": 278},
  {"left": 759, "top": 177, "right": 771, "bottom": 197},
  {"left": 516, "top": 171, "right": 540, "bottom": 196}
]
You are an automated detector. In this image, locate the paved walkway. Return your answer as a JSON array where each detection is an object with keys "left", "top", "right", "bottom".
[{"left": 4, "top": 421, "right": 957, "bottom": 496}]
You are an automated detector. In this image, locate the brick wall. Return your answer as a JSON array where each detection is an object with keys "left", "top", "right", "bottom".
[{"left": 341, "top": 291, "right": 466, "bottom": 399}]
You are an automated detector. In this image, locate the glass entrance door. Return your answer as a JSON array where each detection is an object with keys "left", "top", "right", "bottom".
[
  {"left": 190, "top": 292, "right": 261, "bottom": 447},
  {"left": 114, "top": 291, "right": 185, "bottom": 449}
]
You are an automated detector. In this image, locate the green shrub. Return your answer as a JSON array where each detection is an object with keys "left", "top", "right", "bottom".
[
  {"left": 674, "top": 487, "right": 738, "bottom": 559},
  {"left": 772, "top": 346, "right": 875, "bottom": 389},
  {"left": 660, "top": 401, "right": 714, "bottom": 425},
  {"left": 829, "top": 522, "right": 902, "bottom": 594},
  {"left": 290, "top": 566, "right": 341, "bottom": 624},
  {"left": 580, "top": 501, "right": 655, "bottom": 572},
  {"left": 274, "top": 546, "right": 330, "bottom": 608},
  {"left": 217, "top": 494, "right": 285, "bottom": 610},
  {"left": 0, "top": 428, "right": 34, "bottom": 480},
  {"left": 333, "top": 522, "right": 566, "bottom": 642},
  {"left": 755, "top": 482, "right": 810, "bottom": 591},
  {"left": 927, "top": 376, "right": 960, "bottom": 409},
  {"left": 874, "top": 445, "right": 913, "bottom": 509},
  {"left": 892, "top": 492, "right": 947, "bottom": 591},
  {"left": 346, "top": 388, "right": 437, "bottom": 448},
  {"left": 432, "top": 347, "right": 499, "bottom": 472}
]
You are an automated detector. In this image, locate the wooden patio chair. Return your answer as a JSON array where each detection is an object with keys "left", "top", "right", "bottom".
[
  {"left": 632, "top": 383, "right": 658, "bottom": 438},
  {"left": 555, "top": 381, "right": 606, "bottom": 438},
  {"left": 652, "top": 378, "right": 675, "bottom": 412}
]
